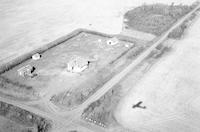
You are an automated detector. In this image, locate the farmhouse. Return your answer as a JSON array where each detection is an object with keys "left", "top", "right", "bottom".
[
  {"left": 67, "top": 56, "right": 89, "bottom": 73},
  {"left": 17, "top": 65, "right": 35, "bottom": 77}
]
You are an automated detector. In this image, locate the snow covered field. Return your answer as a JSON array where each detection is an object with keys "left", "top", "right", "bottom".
[
  {"left": 114, "top": 11, "right": 200, "bottom": 132},
  {"left": 0, "top": 0, "right": 196, "bottom": 64}
]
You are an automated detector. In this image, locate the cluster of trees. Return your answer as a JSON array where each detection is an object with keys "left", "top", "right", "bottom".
[
  {"left": 124, "top": 3, "right": 193, "bottom": 37},
  {"left": 0, "top": 101, "right": 52, "bottom": 132}
]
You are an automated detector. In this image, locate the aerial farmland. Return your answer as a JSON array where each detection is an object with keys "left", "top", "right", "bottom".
[{"left": 0, "top": 1, "right": 200, "bottom": 132}]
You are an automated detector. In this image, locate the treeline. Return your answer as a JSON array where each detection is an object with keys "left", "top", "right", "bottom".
[
  {"left": 0, "top": 101, "right": 52, "bottom": 132},
  {"left": 124, "top": 3, "right": 194, "bottom": 38}
]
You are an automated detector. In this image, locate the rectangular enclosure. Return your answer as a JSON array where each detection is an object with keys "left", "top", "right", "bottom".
[{"left": 0, "top": 29, "right": 148, "bottom": 109}]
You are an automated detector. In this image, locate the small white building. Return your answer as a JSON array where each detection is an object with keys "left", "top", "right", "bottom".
[
  {"left": 32, "top": 53, "right": 41, "bottom": 60},
  {"left": 106, "top": 37, "right": 119, "bottom": 45}
]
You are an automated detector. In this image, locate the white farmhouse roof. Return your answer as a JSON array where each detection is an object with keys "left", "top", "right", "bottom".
[
  {"left": 17, "top": 65, "right": 34, "bottom": 77},
  {"left": 67, "top": 56, "right": 89, "bottom": 73}
]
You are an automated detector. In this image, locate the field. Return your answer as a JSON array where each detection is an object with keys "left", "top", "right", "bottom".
[
  {"left": 0, "top": 101, "right": 52, "bottom": 132},
  {"left": 123, "top": 3, "right": 195, "bottom": 38},
  {"left": 114, "top": 13, "right": 200, "bottom": 132}
]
